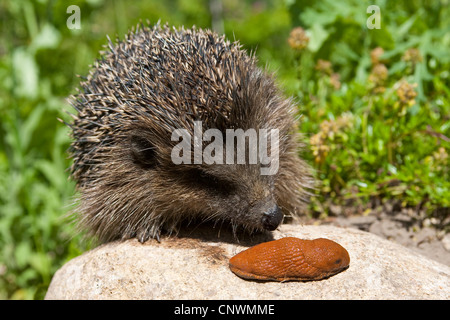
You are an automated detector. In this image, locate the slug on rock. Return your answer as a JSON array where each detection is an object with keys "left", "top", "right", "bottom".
[{"left": 229, "top": 237, "right": 350, "bottom": 282}]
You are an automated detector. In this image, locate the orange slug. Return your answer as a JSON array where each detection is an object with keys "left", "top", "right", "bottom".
[{"left": 229, "top": 237, "right": 350, "bottom": 281}]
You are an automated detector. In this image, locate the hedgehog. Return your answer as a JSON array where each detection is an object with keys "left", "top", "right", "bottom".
[{"left": 67, "top": 22, "right": 313, "bottom": 243}]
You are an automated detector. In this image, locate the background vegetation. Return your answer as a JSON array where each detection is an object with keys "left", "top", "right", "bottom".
[{"left": 0, "top": 0, "right": 448, "bottom": 299}]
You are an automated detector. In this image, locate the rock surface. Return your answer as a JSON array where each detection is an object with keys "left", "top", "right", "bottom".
[
  {"left": 45, "top": 224, "right": 450, "bottom": 299},
  {"left": 327, "top": 209, "right": 450, "bottom": 266}
]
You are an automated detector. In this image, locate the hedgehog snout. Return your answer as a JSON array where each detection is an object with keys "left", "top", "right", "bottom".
[{"left": 261, "top": 205, "right": 284, "bottom": 231}]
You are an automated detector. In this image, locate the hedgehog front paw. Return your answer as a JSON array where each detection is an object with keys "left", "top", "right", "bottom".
[{"left": 136, "top": 228, "right": 161, "bottom": 243}]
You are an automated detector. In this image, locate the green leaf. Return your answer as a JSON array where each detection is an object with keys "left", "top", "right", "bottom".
[
  {"left": 29, "top": 252, "right": 51, "bottom": 280},
  {"left": 30, "top": 23, "right": 61, "bottom": 52},
  {"left": 12, "top": 48, "right": 38, "bottom": 99},
  {"left": 307, "top": 24, "right": 329, "bottom": 52},
  {"left": 20, "top": 106, "right": 45, "bottom": 152},
  {"left": 14, "top": 242, "right": 32, "bottom": 269}
]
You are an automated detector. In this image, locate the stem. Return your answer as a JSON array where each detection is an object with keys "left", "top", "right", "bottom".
[
  {"left": 22, "top": 1, "right": 38, "bottom": 39},
  {"left": 388, "top": 122, "right": 394, "bottom": 164},
  {"left": 362, "top": 98, "right": 373, "bottom": 154}
]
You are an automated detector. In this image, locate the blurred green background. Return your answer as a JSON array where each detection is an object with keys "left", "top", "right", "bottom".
[{"left": 0, "top": 0, "right": 449, "bottom": 299}]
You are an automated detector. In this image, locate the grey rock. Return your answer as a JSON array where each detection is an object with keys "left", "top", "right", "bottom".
[{"left": 45, "top": 225, "right": 450, "bottom": 300}]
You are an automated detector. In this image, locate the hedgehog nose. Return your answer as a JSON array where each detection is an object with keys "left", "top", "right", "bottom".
[{"left": 261, "top": 205, "right": 284, "bottom": 231}]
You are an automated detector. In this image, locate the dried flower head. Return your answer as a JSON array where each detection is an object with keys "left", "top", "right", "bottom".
[
  {"left": 368, "top": 63, "right": 388, "bottom": 93},
  {"left": 330, "top": 73, "right": 341, "bottom": 90},
  {"left": 396, "top": 80, "right": 418, "bottom": 106},
  {"left": 433, "top": 147, "right": 448, "bottom": 164},
  {"left": 402, "top": 48, "right": 422, "bottom": 64},
  {"left": 370, "top": 47, "right": 384, "bottom": 65},
  {"left": 310, "top": 132, "right": 330, "bottom": 164},
  {"left": 315, "top": 59, "right": 333, "bottom": 76},
  {"left": 310, "top": 114, "right": 352, "bottom": 164},
  {"left": 288, "top": 27, "right": 309, "bottom": 51},
  {"left": 369, "top": 63, "right": 388, "bottom": 84}
]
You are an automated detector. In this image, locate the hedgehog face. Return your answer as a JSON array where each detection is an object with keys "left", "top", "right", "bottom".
[{"left": 128, "top": 128, "right": 286, "bottom": 238}]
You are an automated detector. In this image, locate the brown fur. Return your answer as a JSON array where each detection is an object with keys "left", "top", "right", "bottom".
[{"left": 67, "top": 22, "right": 313, "bottom": 243}]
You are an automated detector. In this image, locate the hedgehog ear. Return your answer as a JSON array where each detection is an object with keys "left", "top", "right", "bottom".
[{"left": 130, "top": 134, "right": 156, "bottom": 169}]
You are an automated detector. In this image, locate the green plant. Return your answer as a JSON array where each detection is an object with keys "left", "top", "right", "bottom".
[{"left": 286, "top": 0, "right": 450, "bottom": 223}]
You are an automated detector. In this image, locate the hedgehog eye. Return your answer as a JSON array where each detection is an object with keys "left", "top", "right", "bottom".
[
  {"left": 130, "top": 135, "right": 156, "bottom": 169},
  {"left": 189, "top": 168, "right": 236, "bottom": 195}
]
